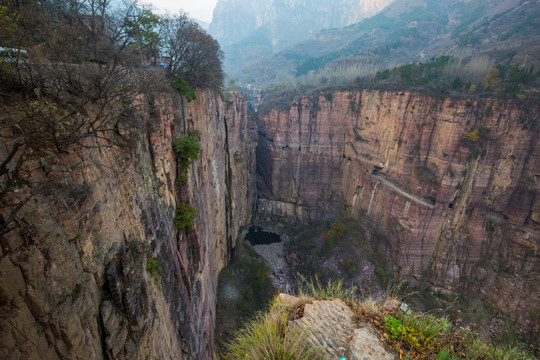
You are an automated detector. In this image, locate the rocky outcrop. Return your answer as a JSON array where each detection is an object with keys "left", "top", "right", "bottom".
[
  {"left": 287, "top": 295, "right": 395, "bottom": 359},
  {"left": 0, "top": 90, "right": 257, "bottom": 359},
  {"left": 256, "top": 90, "right": 540, "bottom": 334}
]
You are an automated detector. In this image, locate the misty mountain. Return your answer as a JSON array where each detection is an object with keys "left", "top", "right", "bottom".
[
  {"left": 209, "top": 0, "right": 394, "bottom": 72},
  {"left": 232, "top": 0, "right": 540, "bottom": 86},
  {"left": 193, "top": 19, "right": 209, "bottom": 31}
]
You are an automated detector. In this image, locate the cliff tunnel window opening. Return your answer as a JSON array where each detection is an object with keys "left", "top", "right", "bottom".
[
  {"left": 246, "top": 226, "right": 281, "bottom": 245},
  {"left": 372, "top": 165, "right": 383, "bottom": 175}
]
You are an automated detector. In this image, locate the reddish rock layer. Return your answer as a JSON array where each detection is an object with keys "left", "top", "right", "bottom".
[{"left": 257, "top": 90, "right": 539, "bottom": 334}]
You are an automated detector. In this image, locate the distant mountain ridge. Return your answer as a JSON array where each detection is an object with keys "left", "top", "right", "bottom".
[
  {"left": 232, "top": 0, "right": 540, "bottom": 86},
  {"left": 209, "top": 0, "right": 394, "bottom": 72}
]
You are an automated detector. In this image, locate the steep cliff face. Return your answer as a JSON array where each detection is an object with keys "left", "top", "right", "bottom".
[
  {"left": 0, "top": 90, "right": 257, "bottom": 359},
  {"left": 257, "top": 90, "right": 539, "bottom": 332}
]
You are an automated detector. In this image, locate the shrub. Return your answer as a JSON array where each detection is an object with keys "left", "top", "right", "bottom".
[
  {"left": 175, "top": 202, "right": 197, "bottom": 230},
  {"left": 173, "top": 134, "right": 201, "bottom": 170},
  {"left": 483, "top": 68, "right": 500, "bottom": 90},
  {"left": 324, "top": 222, "right": 346, "bottom": 242},
  {"left": 146, "top": 259, "right": 161, "bottom": 277},
  {"left": 173, "top": 76, "right": 197, "bottom": 102},
  {"left": 462, "top": 129, "right": 480, "bottom": 143},
  {"left": 353, "top": 128, "right": 367, "bottom": 142},
  {"left": 384, "top": 312, "right": 452, "bottom": 353},
  {"left": 146, "top": 259, "right": 162, "bottom": 287},
  {"left": 323, "top": 222, "right": 346, "bottom": 252},
  {"left": 415, "top": 163, "right": 439, "bottom": 185}
]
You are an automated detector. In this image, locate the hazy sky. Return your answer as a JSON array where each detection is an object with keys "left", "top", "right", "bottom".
[{"left": 146, "top": 0, "right": 219, "bottom": 23}]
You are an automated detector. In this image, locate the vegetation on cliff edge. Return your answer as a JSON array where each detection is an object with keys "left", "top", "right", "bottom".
[
  {"left": 221, "top": 278, "right": 537, "bottom": 360},
  {"left": 257, "top": 55, "right": 540, "bottom": 116}
]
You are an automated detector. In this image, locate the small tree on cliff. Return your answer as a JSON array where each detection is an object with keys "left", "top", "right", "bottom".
[
  {"left": 173, "top": 133, "right": 201, "bottom": 170},
  {"left": 175, "top": 202, "right": 197, "bottom": 230}
]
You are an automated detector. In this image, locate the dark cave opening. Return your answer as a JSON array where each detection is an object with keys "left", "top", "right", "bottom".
[{"left": 245, "top": 226, "right": 281, "bottom": 245}]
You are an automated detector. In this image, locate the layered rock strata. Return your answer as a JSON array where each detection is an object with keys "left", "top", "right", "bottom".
[
  {"left": 286, "top": 295, "right": 395, "bottom": 359},
  {"left": 256, "top": 90, "right": 540, "bottom": 334},
  {"left": 0, "top": 90, "right": 257, "bottom": 359}
]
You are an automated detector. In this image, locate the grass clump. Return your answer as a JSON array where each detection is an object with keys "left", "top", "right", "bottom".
[
  {"left": 384, "top": 312, "right": 452, "bottom": 353},
  {"left": 437, "top": 348, "right": 459, "bottom": 360},
  {"left": 174, "top": 202, "right": 197, "bottom": 230},
  {"left": 299, "top": 276, "right": 356, "bottom": 302},
  {"left": 464, "top": 338, "right": 536, "bottom": 360},
  {"left": 221, "top": 302, "right": 324, "bottom": 360},
  {"left": 379, "top": 309, "right": 536, "bottom": 359}
]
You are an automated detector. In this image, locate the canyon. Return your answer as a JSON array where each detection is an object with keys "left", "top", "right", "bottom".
[
  {"left": 1, "top": 87, "right": 539, "bottom": 358},
  {"left": 256, "top": 89, "right": 540, "bottom": 338}
]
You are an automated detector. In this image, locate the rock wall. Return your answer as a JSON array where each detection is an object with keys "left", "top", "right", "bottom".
[
  {"left": 256, "top": 90, "right": 539, "bottom": 333},
  {"left": 0, "top": 90, "right": 257, "bottom": 359}
]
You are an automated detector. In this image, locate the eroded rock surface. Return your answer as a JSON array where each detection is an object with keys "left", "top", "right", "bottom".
[
  {"left": 0, "top": 90, "right": 257, "bottom": 359},
  {"left": 350, "top": 327, "right": 395, "bottom": 360},
  {"left": 288, "top": 295, "right": 395, "bottom": 359}
]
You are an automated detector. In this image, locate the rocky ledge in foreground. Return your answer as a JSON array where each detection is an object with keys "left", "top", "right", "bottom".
[{"left": 280, "top": 294, "right": 395, "bottom": 360}]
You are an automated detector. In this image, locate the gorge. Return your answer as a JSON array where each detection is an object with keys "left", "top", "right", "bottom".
[
  {"left": 256, "top": 89, "right": 539, "bottom": 338},
  {"left": 2, "top": 85, "right": 538, "bottom": 358},
  {"left": 2, "top": 0, "right": 540, "bottom": 357}
]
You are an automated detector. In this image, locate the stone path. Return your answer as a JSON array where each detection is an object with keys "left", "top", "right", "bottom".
[
  {"left": 286, "top": 296, "right": 395, "bottom": 360},
  {"left": 373, "top": 174, "right": 436, "bottom": 209}
]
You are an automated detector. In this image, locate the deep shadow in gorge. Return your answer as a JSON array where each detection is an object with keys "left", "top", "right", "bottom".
[{"left": 245, "top": 226, "right": 281, "bottom": 245}]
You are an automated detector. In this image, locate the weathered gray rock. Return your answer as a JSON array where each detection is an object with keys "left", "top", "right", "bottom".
[
  {"left": 276, "top": 293, "right": 299, "bottom": 307},
  {"left": 289, "top": 297, "right": 395, "bottom": 360},
  {"left": 290, "top": 299, "right": 355, "bottom": 357},
  {"left": 350, "top": 327, "right": 394, "bottom": 360},
  {"left": 382, "top": 299, "right": 400, "bottom": 313},
  {"left": 101, "top": 300, "right": 129, "bottom": 358}
]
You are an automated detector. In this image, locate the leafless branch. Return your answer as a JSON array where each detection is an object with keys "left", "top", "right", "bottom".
[
  {"left": 0, "top": 142, "right": 23, "bottom": 176},
  {"left": 0, "top": 195, "right": 32, "bottom": 237}
]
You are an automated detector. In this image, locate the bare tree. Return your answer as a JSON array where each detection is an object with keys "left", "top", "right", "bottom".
[{"left": 160, "top": 14, "right": 224, "bottom": 90}]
